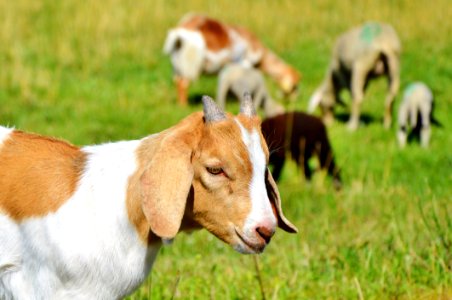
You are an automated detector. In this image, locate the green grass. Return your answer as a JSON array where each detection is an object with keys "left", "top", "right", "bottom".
[{"left": 1, "top": 0, "right": 451, "bottom": 299}]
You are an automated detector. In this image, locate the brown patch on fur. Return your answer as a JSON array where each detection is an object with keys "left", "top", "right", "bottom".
[
  {"left": 230, "top": 25, "right": 264, "bottom": 52},
  {"left": 0, "top": 130, "right": 86, "bottom": 221},
  {"left": 180, "top": 15, "right": 231, "bottom": 52}
]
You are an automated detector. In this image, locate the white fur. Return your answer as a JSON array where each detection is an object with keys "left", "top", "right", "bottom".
[
  {"left": 164, "top": 28, "right": 206, "bottom": 80},
  {"left": 0, "top": 127, "right": 13, "bottom": 147},
  {"left": 164, "top": 25, "right": 263, "bottom": 79},
  {"left": 397, "top": 82, "right": 433, "bottom": 148},
  {"left": 235, "top": 120, "right": 277, "bottom": 251},
  {"left": 0, "top": 138, "right": 161, "bottom": 299}
]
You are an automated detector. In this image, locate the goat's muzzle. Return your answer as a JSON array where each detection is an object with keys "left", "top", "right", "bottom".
[{"left": 234, "top": 226, "right": 274, "bottom": 254}]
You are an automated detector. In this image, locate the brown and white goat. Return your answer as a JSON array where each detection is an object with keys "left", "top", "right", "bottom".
[
  {"left": 163, "top": 13, "right": 300, "bottom": 105},
  {"left": 0, "top": 96, "right": 297, "bottom": 299},
  {"left": 309, "top": 22, "right": 401, "bottom": 130}
]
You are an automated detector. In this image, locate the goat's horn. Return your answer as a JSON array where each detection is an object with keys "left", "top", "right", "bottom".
[
  {"left": 240, "top": 92, "right": 256, "bottom": 117},
  {"left": 202, "top": 95, "right": 226, "bottom": 122}
]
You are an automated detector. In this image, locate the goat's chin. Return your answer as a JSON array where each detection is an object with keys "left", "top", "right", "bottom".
[
  {"left": 233, "top": 243, "right": 266, "bottom": 255},
  {"left": 233, "top": 227, "right": 267, "bottom": 254},
  {"left": 201, "top": 224, "right": 268, "bottom": 254}
]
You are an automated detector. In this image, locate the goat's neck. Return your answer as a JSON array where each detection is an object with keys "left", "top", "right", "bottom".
[{"left": 259, "top": 49, "right": 293, "bottom": 82}]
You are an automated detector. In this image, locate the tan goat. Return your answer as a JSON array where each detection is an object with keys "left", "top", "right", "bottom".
[{"left": 309, "top": 22, "right": 401, "bottom": 130}]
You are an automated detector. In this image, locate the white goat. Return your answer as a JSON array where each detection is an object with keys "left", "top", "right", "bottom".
[
  {"left": 309, "top": 22, "right": 401, "bottom": 130},
  {"left": 0, "top": 96, "right": 297, "bottom": 299},
  {"left": 397, "top": 82, "right": 434, "bottom": 148},
  {"left": 164, "top": 13, "right": 300, "bottom": 105},
  {"left": 217, "top": 63, "right": 285, "bottom": 118}
]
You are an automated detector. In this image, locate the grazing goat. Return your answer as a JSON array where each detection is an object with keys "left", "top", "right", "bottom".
[
  {"left": 261, "top": 112, "right": 342, "bottom": 189},
  {"left": 308, "top": 22, "right": 401, "bottom": 130},
  {"left": 0, "top": 96, "right": 297, "bottom": 299},
  {"left": 397, "top": 82, "right": 434, "bottom": 148},
  {"left": 217, "top": 62, "right": 285, "bottom": 118},
  {"left": 164, "top": 13, "right": 300, "bottom": 105}
]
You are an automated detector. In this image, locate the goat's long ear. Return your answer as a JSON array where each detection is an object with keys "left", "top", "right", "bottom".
[
  {"left": 140, "top": 128, "right": 196, "bottom": 240},
  {"left": 265, "top": 169, "right": 298, "bottom": 233}
]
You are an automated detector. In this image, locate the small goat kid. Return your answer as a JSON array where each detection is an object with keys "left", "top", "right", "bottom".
[
  {"left": 164, "top": 13, "right": 300, "bottom": 105},
  {"left": 261, "top": 112, "right": 342, "bottom": 190},
  {"left": 309, "top": 22, "right": 401, "bottom": 130},
  {"left": 397, "top": 82, "right": 434, "bottom": 148},
  {"left": 217, "top": 63, "right": 285, "bottom": 118},
  {"left": 0, "top": 96, "right": 296, "bottom": 299}
]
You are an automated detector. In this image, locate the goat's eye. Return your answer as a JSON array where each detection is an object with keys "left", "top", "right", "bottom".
[{"left": 206, "top": 166, "right": 223, "bottom": 175}]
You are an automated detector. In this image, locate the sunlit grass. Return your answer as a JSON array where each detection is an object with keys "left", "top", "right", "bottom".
[{"left": 0, "top": 0, "right": 451, "bottom": 298}]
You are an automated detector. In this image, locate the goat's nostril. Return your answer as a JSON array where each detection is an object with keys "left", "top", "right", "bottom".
[{"left": 256, "top": 226, "right": 275, "bottom": 244}]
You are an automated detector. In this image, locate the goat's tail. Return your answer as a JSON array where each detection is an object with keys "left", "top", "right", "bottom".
[
  {"left": 163, "top": 29, "right": 182, "bottom": 55},
  {"left": 162, "top": 29, "right": 206, "bottom": 80}
]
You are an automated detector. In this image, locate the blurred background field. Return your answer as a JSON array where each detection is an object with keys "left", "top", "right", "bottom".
[{"left": 0, "top": 0, "right": 451, "bottom": 299}]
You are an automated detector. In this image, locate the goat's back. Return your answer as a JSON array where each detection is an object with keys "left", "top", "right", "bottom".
[
  {"left": 335, "top": 22, "right": 401, "bottom": 66},
  {"left": 261, "top": 112, "right": 328, "bottom": 153}
]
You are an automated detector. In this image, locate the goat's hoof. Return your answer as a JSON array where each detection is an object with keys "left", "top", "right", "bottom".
[
  {"left": 333, "top": 179, "right": 342, "bottom": 191},
  {"left": 347, "top": 121, "right": 358, "bottom": 131}
]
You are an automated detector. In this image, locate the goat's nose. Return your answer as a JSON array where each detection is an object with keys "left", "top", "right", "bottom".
[{"left": 256, "top": 226, "right": 275, "bottom": 244}]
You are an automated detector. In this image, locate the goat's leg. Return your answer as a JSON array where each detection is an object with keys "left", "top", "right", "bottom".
[
  {"left": 397, "top": 125, "right": 408, "bottom": 148},
  {"left": 420, "top": 123, "right": 431, "bottom": 148},
  {"left": 253, "top": 85, "right": 266, "bottom": 111},
  {"left": 302, "top": 155, "right": 312, "bottom": 181},
  {"left": 397, "top": 102, "right": 409, "bottom": 148},
  {"left": 321, "top": 105, "right": 335, "bottom": 126},
  {"left": 315, "top": 137, "right": 342, "bottom": 189},
  {"left": 175, "top": 76, "right": 190, "bottom": 106},
  {"left": 318, "top": 140, "right": 332, "bottom": 174},
  {"left": 384, "top": 53, "right": 400, "bottom": 129},
  {"left": 348, "top": 63, "right": 367, "bottom": 130},
  {"left": 420, "top": 104, "right": 431, "bottom": 148},
  {"left": 216, "top": 76, "right": 231, "bottom": 110}
]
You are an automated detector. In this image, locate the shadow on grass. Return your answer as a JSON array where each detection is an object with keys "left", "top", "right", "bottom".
[
  {"left": 334, "top": 112, "right": 379, "bottom": 126},
  {"left": 188, "top": 93, "right": 205, "bottom": 105},
  {"left": 188, "top": 92, "right": 239, "bottom": 106}
]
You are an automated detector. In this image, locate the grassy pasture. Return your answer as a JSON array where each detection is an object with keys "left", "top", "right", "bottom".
[{"left": 0, "top": 0, "right": 451, "bottom": 299}]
